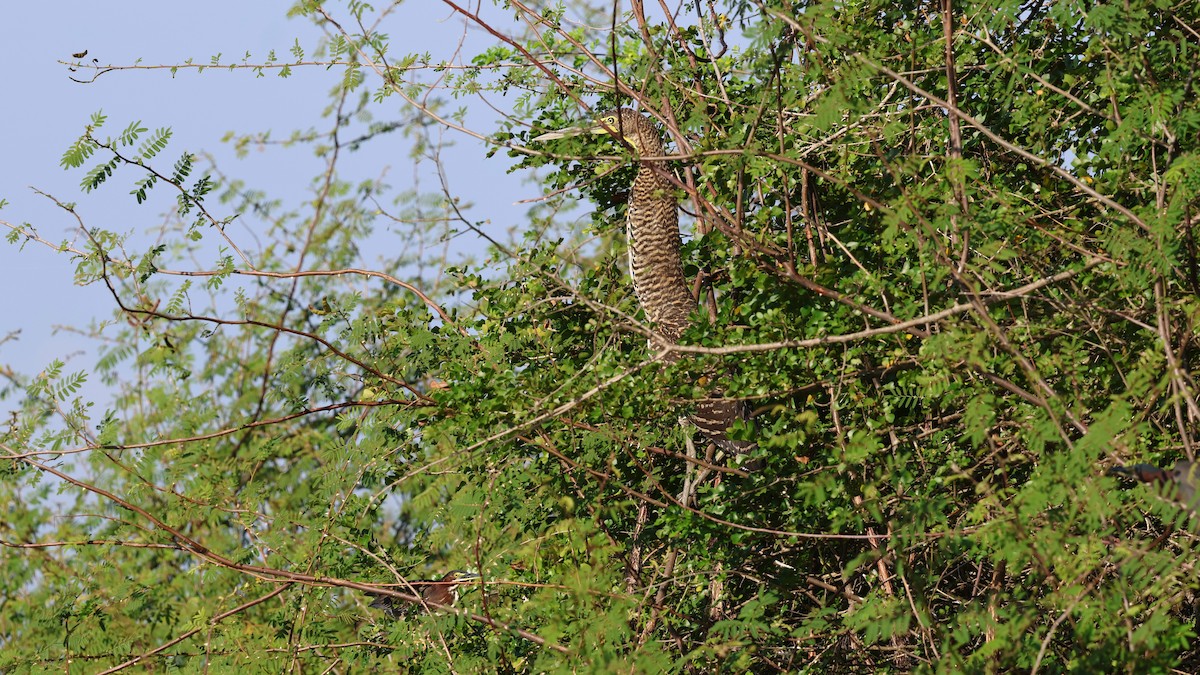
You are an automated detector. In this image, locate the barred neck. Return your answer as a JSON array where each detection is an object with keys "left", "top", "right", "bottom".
[{"left": 626, "top": 154, "right": 694, "bottom": 342}]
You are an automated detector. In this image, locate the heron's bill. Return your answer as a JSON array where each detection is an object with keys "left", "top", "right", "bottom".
[{"left": 532, "top": 126, "right": 590, "bottom": 141}]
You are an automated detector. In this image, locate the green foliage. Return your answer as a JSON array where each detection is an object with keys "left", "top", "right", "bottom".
[
  {"left": 58, "top": 110, "right": 106, "bottom": 168},
  {"left": 6, "top": 0, "right": 1200, "bottom": 672},
  {"left": 137, "top": 127, "right": 172, "bottom": 160}
]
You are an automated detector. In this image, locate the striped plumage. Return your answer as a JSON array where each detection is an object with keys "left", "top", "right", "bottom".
[{"left": 536, "top": 109, "right": 754, "bottom": 456}]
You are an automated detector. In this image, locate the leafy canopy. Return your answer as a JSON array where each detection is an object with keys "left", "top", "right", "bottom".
[{"left": 4, "top": 0, "right": 1200, "bottom": 672}]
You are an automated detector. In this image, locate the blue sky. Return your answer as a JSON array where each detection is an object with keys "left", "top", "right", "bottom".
[{"left": 0, "top": 2, "right": 540, "bottom": 405}]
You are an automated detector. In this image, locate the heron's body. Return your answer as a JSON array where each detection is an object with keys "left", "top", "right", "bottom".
[{"left": 536, "top": 110, "right": 753, "bottom": 455}]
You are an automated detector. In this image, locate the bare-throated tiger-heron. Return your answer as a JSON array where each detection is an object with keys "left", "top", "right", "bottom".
[{"left": 534, "top": 109, "right": 754, "bottom": 457}]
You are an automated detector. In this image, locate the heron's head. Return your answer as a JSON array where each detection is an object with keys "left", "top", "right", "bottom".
[
  {"left": 1109, "top": 463, "right": 1171, "bottom": 483},
  {"left": 441, "top": 570, "right": 482, "bottom": 585},
  {"left": 533, "top": 109, "right": 660, "bottom": 154}
]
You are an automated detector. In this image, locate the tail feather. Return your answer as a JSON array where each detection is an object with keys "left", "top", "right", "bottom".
[{"left": 691, "top": 397, "right": 756, "bottom": 456}]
